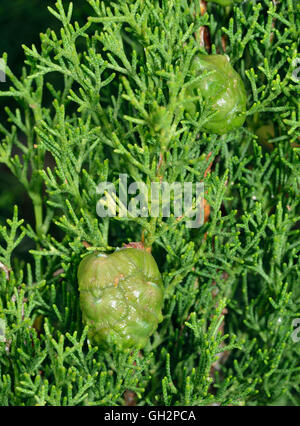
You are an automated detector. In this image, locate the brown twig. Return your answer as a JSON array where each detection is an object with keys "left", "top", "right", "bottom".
[
  {"left": 124, "top": 390, "right": 137, "bottom": 406},
  {"left": 53, "top": 268, "right": 64, "bottom": 277},
  {"left": 195, "top": 1, "right": 212, "bottom": 52},
  {"left": 204, "top": 152, "right": 213, "bottom": 178},
  {"left": 82, "top": 241, "right": 92, "bottom": 249},
  {"left": 123, "top": 241, "right": 152, "bottom": 253},
  {"left": 221, "top": 35, "right": 228, "bottom": 53}
]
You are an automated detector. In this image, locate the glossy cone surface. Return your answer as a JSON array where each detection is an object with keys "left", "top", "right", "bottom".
[
  {"left": 187, "top": 54, "right": 247, "bottom": 134},
  {"left": 78, "top": 248, "right": 164, "bottom": 349}
]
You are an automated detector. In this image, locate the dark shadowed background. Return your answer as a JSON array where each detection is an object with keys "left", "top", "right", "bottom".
[
  {"left": 0, "top": 1, "right": 91, "bottom": 214},
  {"left": 0, "top": 0, "right": 91, "bottom": 257}
]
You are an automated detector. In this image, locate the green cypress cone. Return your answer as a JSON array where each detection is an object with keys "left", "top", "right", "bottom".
[
  {"left": 78, "top": 248, "right": 164, "bottom": 349},
  {"left": 186, "top": 54, "right": 247, "bottom": 135}
]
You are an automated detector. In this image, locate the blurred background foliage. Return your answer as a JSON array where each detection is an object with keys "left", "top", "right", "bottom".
[{"left": 0, "top": 0, "right": 90, "bottom": 252}]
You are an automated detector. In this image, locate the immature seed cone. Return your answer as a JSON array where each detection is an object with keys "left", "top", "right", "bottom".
[
  {"left": 78, "top": 248, "right": 164, "bottom": 349},
  {"left": 186, "top": 54, "right": 247, "bottom": 134}
]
